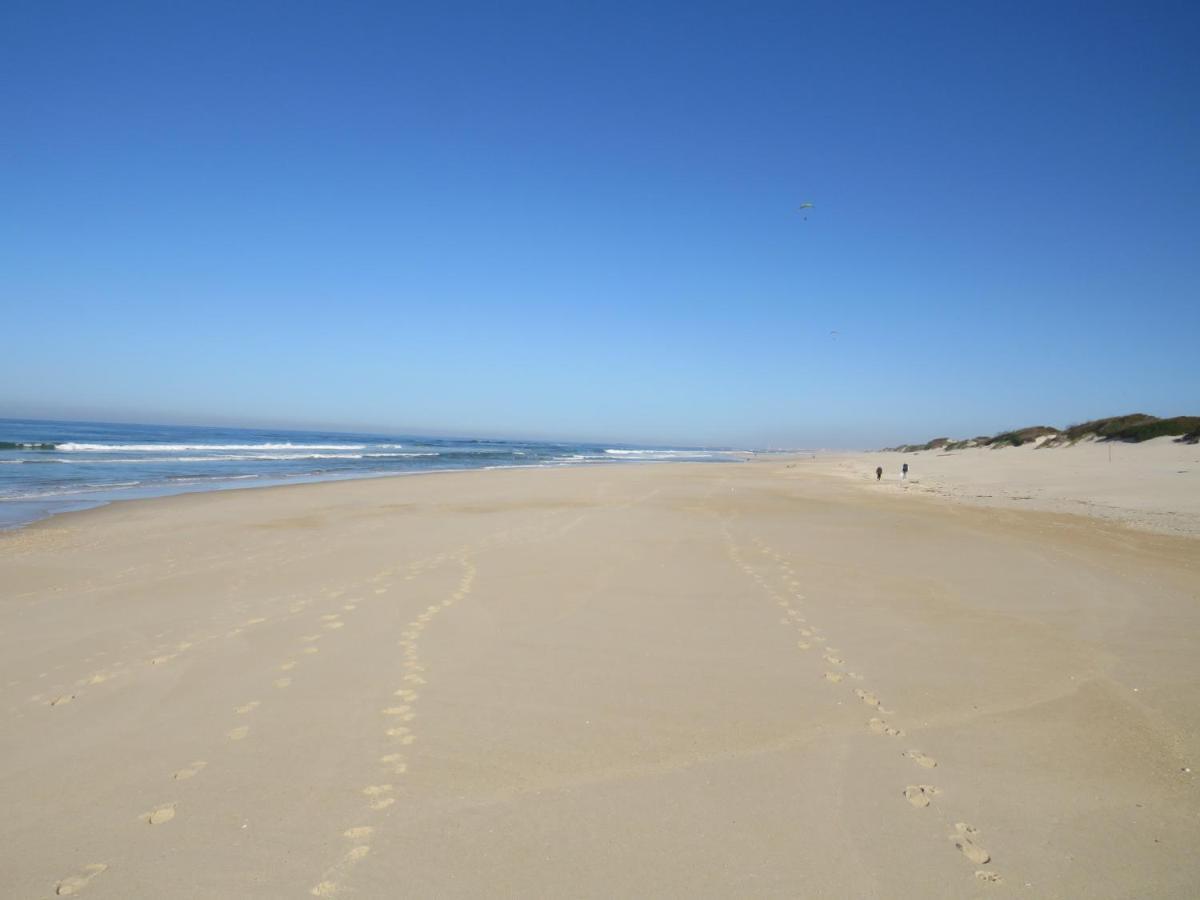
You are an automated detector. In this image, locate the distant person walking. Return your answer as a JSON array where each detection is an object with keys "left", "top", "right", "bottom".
[
  {"left": 902, "top": 462, "right": 909, "bottom": 480},
  {"left": 875, "top": 466, "right": 883, "bottom": 481}
]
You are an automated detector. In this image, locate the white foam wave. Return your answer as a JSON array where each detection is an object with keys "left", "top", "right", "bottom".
[
  {"left": 604, "top": 448, "right": 749, "bottom": 459},
  {"left": 364, "top": 452, "right": 438, "bottom": 458},
  {"left": 56, "top": 442, "right": 367, "bottom": 452}
]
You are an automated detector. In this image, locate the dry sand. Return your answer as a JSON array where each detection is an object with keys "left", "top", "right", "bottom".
[{"left": 1, "top": 453, "right": 1197, "bottom": 898}]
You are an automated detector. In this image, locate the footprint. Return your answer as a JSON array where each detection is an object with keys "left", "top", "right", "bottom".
[
  {"left": 173, "top": 761, "right": 207, "bottom": 780},
  {"left": 50, "top": 694, "right": 76, "bottom": 706},
  {"left": 280, "top": 661, "right": 297, "bottom": 671},
  {"left": 86, "top": 672, "right": 113, "bottom": 686},
  {"left": 145, "top": 804, "right": 176, "bottom": 825},
  {"left": 380, "top": 753, "right": 408, "bottom": 773},
  {"left": 344, "top": 826, "right": 374, "bottom": 840},
  {"left": 824, "top": 672, "right": 845, "bottom": 683},
  {"left": 274, "top": 677, "right": 292, "bottom": 689},
  {"left": 855, "top": 689, "right": 884, "bottom": 709},
  {"left": 362, "top": 784, "right": 394, "bottom": 810},
  {"left": 302, "top": 646, "right": 320, "bottom": 655},
  {"left": 320, "top": 614, "right": 341, "bottom": 622},
  {"left": 824, "top": 655, "right": 845, "bottom": 666},
  {"left": 393, "top": 689, "right": 417, "bottom": 701},
  {"left": 904, "top": 750, "right": 938, "bottom": 769},
  {"left": 796, "top": 641, "right": 811, "bottom": 650},
  {"left": 975, "top": 871, "right": 1003, "bottom": 884},
  {"left": 148, "top": 655, "right": 175, "bottom": 666},
  {"left": 244, "top": 617, "right": 267, "bottom": 626},
  {"left": 952, "top": 823, "right": 991, "bottom": 865},
  {"left": 868, "top": 717, "right": 905, "bottom": 737},
  {"left": 227, "top": 726, "right": 250, "bottom": 741},
  {"left": 55, "top": 863, "right": 108, "bottom": 895},
  {"left": 323, "top": 622, "right": 344, "bottom": 631},
  {"left": 301, "top": 634, "right": 322, "bottom": 643},
  {"left": 236, "top": 701, "right": 260, "bottom": 714},
  {"left": 903, "top": 785, "right": 939, "bottom": 808}
]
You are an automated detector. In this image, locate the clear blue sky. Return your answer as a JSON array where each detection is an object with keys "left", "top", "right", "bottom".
[{"left": 2, "top": 1, "right": 1197, "bottom": 447}]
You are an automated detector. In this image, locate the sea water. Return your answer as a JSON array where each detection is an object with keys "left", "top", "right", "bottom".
[{"left": 0, "top": 418, "right": 750, "bottom": 529}]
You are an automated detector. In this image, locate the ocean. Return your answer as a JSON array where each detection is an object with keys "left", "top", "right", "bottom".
[{"left": 0, "top": 418, "right": 751, "bottom": 529}]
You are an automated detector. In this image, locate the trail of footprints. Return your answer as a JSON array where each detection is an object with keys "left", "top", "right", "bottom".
[
  {"left": 310, "top": 552, "right": 478, "bottom": 897},
  {"left": 46, "top": 508, "right": 576, "bottom": 895},
  {"left": 44, "top": 553, "right": 433, "bottom": 896},
  {"left": 725, "top": 526, "right": 1001, "bottom": 886}
]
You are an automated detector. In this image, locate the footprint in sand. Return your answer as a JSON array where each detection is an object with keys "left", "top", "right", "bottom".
[
  {"left": 302, "top": 646, "right": 320, "bottom": 655},
  {"left": 173, "top": 761, "right": 207, "bottom": 780},
  {"left": 227, "top": 726, "right": 250, "bottom": 741},
  {"left": 393, "top": 689, "right": 417, "bottom": 701},
  {"left": 320, "top": 614, "right": 341, "bottom": 622},
  {"left": 50, "top": 694, "right": 76, "bottom": 706},
  {"left": 380, "top": 753, "right": 408, "bottom": 774},
  {"left": 868, "top": 717, "right": 905, "bottom": 737},
  {"left": 797, "top": 641, "right": 811, "bottom": 650},
  {"left": 301, "top": 634, "right": 322, "bottom": 642},
  {"left": 904, "top": 750, "right": 938, "bottom": 769},
  {"left": 323, "top": 622, "right": 344, "bottom": 631},
  {"left": 280, "top": 661, "right": 297, "bottom": 671},
  {"left": 975, "top": 871, "right": 1003, "bottom": 884},
  {"left": 824, "top": 672, "right": 845, "bottom": 683},
  {"left": 952, "top": 823, "right": 991, "bottom": 864},
  {"left": 144, "top": 804, "right": 176, "bottom": 825},
  {"left": 855, "top": 689, "right": 885, "bottom": 709},
  {"left": 903, "top": 785, "right": 939, "bottom": 808},
  {"left": 148, "top": 654, "right": 175, "bottom": 666},
  {"left": 362, "top": 785, "right": 394, "bottom": 810},
  {"left": 244, "top": 617, "right": 267, "bottom": 626},
  {"left": 55, "top": 863, "right": 108, "bottom": 895},
  {"left": 236, "top": 701, "right": 260, "bottom": 714},
  {"left": 274, "top": 677, "right": 292, "bottom": 689},
  {"left": 344, "top": 826, "right": 374, "bottom": 840},
  {"left": 824, "top": 654, "right": 845, "bottom": 666}
]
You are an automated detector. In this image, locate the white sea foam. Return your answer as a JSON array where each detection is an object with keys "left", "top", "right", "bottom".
[
  {"left": 55, "top": 442, "right": 368, "bottom": 452},
  {"left": 603, "top": 449, "right": 750, "bottom": 459}
]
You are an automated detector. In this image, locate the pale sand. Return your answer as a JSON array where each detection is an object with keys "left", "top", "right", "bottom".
[
  {"left": 825, "top": 435, "right": 1200, "bottom": 537},
  {"left": 1, "top": 458, "right": 1197, "bottom": 897}
]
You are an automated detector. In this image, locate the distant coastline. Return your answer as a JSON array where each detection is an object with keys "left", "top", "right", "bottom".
[{"left": 883, "top": 412, "right": 1200, "bottom": 452}]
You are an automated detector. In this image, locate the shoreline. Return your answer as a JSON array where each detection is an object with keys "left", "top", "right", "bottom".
[{"left": 0, "top": 457, "right": 747, "bottom": 534}]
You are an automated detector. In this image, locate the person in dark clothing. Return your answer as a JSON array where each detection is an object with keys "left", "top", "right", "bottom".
[
  {"left": 875, "top": 466, "right": 883, "bottom": 481},
  {"left": 902, "top": 462, "right": 909, "bottom": 480}
]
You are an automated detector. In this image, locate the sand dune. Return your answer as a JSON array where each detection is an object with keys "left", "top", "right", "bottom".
[{"left": 1, "top": 458, "right": 1196, "bottom": 897}]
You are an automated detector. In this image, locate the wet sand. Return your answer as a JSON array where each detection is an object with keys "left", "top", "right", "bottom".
[{"left": 2, "top": 458, "right": 1197, "bottom": 898}]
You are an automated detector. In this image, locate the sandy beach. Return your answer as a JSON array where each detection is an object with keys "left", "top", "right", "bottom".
[{"left": 2, "top": 452, "right": 1197, "bottom": 898}]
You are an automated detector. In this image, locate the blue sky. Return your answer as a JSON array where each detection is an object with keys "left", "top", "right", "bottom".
[{"left": 2, "top": 1, "right": 1197, "bottom": 447}]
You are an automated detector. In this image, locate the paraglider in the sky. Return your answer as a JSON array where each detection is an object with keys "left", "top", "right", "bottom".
[{"left": 798, "top": 201, "right": 814, "bottom": 220}]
